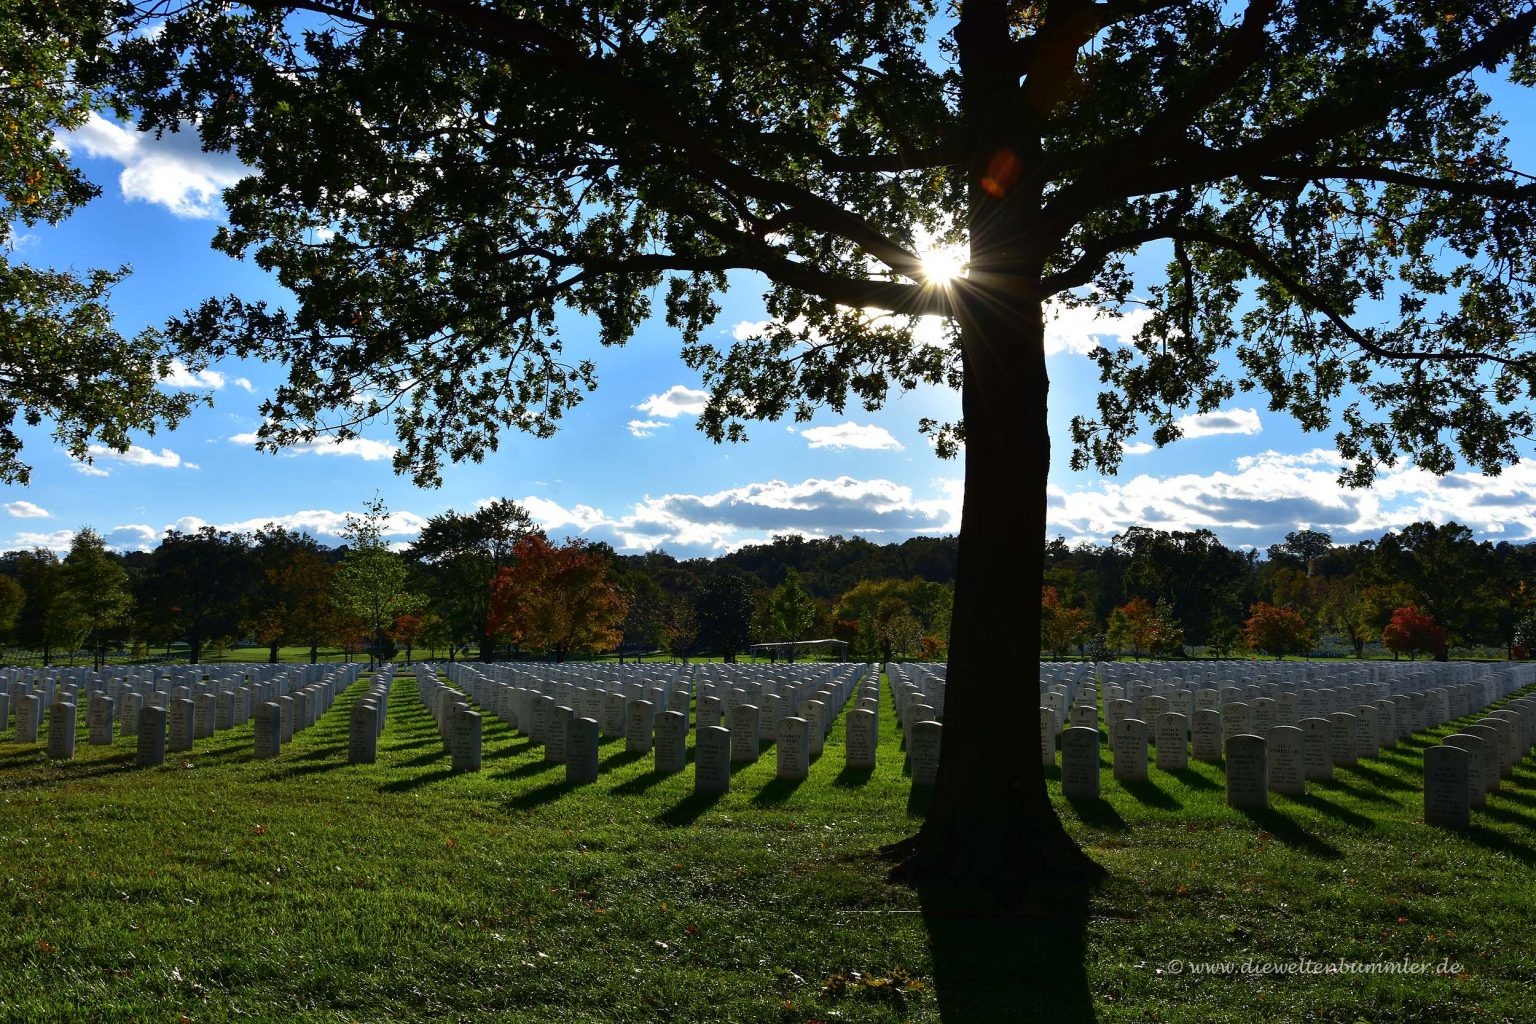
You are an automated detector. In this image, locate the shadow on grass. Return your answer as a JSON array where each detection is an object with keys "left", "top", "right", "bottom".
[
  {"left": 600, "top": 748, "right": 646, "bottom": 771},
  {"left": 655, "top": 789, "right": 723, "bottom": 827},
  {"left": 506, "top": 777, "right": 580, "bottom": 811},
  {"left": 907, "top": 784, "right": 932, "bottom": 818},
  {"left": 484, "top": 739, "right": 536, "bottom": 760},
  {"left": 1491, "top": 787, "right": 1536, "bottom": 810},
  {"left": 1238, "top": 807, "right": 1341, "bottom": 859},
  {"left": 494, "top": 758, "right": 561, "bottom": 781},
  {"left": 753, "top": 775, "right": 805, "bottom": 807},
  {"left": 264, "top": 758, "right": 346, "bottom": 781},
  {"left": 833, "top": 764, "right": 873, "bottom": 788},
  {"left": 1293, "top": 790, "right": 1377, "bottom": 829},
  {"left": 396, "top": 749, "right": 448, "bottom": 769},
  {"left": 1122, "top": 778, "right": 1181, "bottom": 810},
  {"left": 1322, "top": 775, "right": 1401, "bottom": 807},
  {"left": 609, "top": 768, "right": 684, "bottom": 796},
  {"left": 1337, "top": 762, "right": 1414, "bottom": 792},
  {"left": 1167, "top": 766, "right": 1221, "bottom": 790},
  {"left": 1465, "top": 823, "right": 1536, "bottom": 864},
  {"left": 1064, "top": 797, "right": 1127, "bottom": 832},
  {"left": 377, "top": 768, "right": 455, "bottom": 793},
  {"left": 920, "top": 884, "right": 1096, "bottom": 1024}
]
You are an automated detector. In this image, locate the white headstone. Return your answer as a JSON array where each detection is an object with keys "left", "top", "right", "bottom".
[
  {"left": 776, "top": 716, "right": 810, "bottom": 781},
  {"left": 1060, "top": 726, "right": 1101, "bottom": 801},
  {"left": 1423, "top": 745, "right": 1470, "bottom": 829},
  {"left": 1225, "top": 734, "right": 1268, "bottom": 810},
  {"left": 909, "top": 720, "right": 941, "bottom": 787},
  {"left": 694, "top": 725, "right": 731, "bottom": 795},
  {"left": 1112, "top": 718, "right": 1148, "bottom": 783},
  {"left": 1154, "top": 713, "right": 1187, "bottom": 771},
  {"left": 1267, "top": 725, "right": 1306, "bottom": 796},
  {"left": 566, "top": 717, "right": 600, "bottom": 784}
]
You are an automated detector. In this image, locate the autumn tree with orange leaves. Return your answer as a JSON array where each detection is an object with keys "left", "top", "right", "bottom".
[{"left": 488, "top": 536, "right": 627, "bottom": 662}]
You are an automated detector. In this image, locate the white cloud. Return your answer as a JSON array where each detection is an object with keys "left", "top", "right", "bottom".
[
  {"left": 1178, "top": 407, "right": 1262, "bottom": 439},
  {"left": 636, "top": 385, "right": 710, "bottom": 419},
  {"left": 161, "top": 359, "right": 226, "bottom": 389},
  {"left": 1043, "top": 301, "right": 1153, "bottom": 356},
  {"left": 4, "top": 501, "right": 50, "bottom": 519},
  {"left": 9, "top": 529, "right": 75, "bottom": 553},
  {"left": 104, "top": 524, "right": 159, "bottom": 552},
  {"left": 85, "top": 445, "right": 188, "bottom": 469},
  {"left": 233, "top": 377, "right": 256, "bottom": 392},
  {"left": 627, "top": 419, "right": 669, "bottom": 438},
  {"left": 800, "top": 421, "right": 904, "bottom": 451},
  {"left": 515, "top": 476, "right": 959, "bottom": 556},
  {"left": 1047, "top": 448, "right": 1536, "bottom": 547},
  {"left": 59, "top": 113, "right": 247, "bottom": 219},
  {"left": 228, "top": 433, "right": 397, "bottom": 461},
  {"left": 75, "top": 463, "right": 112, "bottom": 478}
]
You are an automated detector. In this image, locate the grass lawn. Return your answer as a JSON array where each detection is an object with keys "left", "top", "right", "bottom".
[{"left": 1, "top": 674, "right": 1532, "bottom": 1023}]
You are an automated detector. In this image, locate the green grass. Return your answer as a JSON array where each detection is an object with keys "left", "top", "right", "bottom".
[{"left": 1, "top": 676, "right": 1533, "bottom": 1023}]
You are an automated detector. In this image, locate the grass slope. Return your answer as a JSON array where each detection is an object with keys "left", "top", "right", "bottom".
[{"left": 0, "top": 674, "right": 1532, "bottom": 1023}]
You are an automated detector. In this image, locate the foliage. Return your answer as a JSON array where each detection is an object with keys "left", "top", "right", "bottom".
[
  {"left": 835, "top": 578, "right": 953, "bottom": 662},
  {"left": 0, "top": 0, "right": 207, "bottom": 484},
  {"left": 246, "top": 526, "right": 335, "bottom": 663},
  {"left": 61, "top": 527, "right": 131, "bottom": 669},
  {"left": 1106, "top": 597, "right": 1184, "bottom": 660},
  {"left": 332, "top": 499, "right": 423, "bottom": 665},
  {"left": 1243, "top": 602, "right": 1313, "bottom": 659},
  {"left": 407, "top": 500, "right": 539, "bottom": 659},
  {"left": 139, "top": 526, "right": 253, "bottom": 663},
  {"left": 487, "top": 535, "right": 626, "bottom": 660},
  {"left": 1382, "top": 605, "right": 1448, "bottom": 660},
  {"left": 1040, "top": 586, "right": 1091, "bottom": 660},
  {"left": 694, "top": 572, "right": 756, "bottom": 661},
  {"left": 766, "top": 569, "right": 818, "bottom": 662}
]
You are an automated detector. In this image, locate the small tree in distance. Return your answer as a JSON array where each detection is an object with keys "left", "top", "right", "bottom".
[
  {"left": 1243, "top": 602, "right": 1313, "bottom": 660},
  {"left": 1041, "top": 587, "right": 1092, "bottom": 661},
  {"left": 1382, "top": 606, "right": 1448, "bottom": 661}
]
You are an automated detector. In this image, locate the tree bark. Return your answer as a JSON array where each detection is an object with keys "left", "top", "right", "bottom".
[{"left": 890, "top": 280, "right": 1103, "bottom": 899}]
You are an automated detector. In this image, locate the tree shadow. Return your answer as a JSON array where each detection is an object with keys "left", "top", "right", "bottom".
[
  {"left": 655, "top": 789, "right": 724, "bottom": 827},
  {"left": 1063, "top": 797, "right": 1127, "bottom": 832},
  {"left": 920, "top": 884, "right": 1096, "bottom": 1023},
  {"left": 1165, "top": 767, "right": 1220, "bottom": 791},
  {"left": 506, "top": 777, "right": 580, "bottom": 811},
  {"left": 1121, "top": 778, "right": 1181, "bottom": 810},
  {"left": 1293, "top": 791, "right": 1376, "bottom": 829},
  {"left": 753, "top": 775, "right": 806, "bottom": 807},
  {"left": 377, "top": 768, "right": 455, "bottom": 793},
  {"left": 832, "top": 765, "right": 873, "bottom": 788},
  {"left": 1237, "top": 807, "right": 1341, "bottom": 859},
  {"left": 907, "top": 784, "right": 932, "bottom": 818}
]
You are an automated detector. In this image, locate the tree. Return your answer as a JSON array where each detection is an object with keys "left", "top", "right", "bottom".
[
  {"left": 835, "top": 577, "right": 954, "bottom": 662},
  {"left": 1040, "top": 586, "right": 1091, "bottom": 660},
  {"left": 333, "top": 499, "right": 422, "bottom": 668},
  {"left": 767, "top": 569, "right": 818, "bottom": 663},
  {"left": 247, "top": 526, "right": 335, "bottom": 663},
  {"left": 1106, "top": 597, "right": 1183, "bottom": 661},
  {"left": 487, "top": 535, "right": 627, "bottom": 661},
  {"left": 695, "top": 573, "right": 755, "bottom": 662},
  {"left": 1243, "top": 602, "right": 1313, "bottom": 660},
  {"left": 407, "top": 500, "right": 539, "bottom": 660},
  {"left": 11, "top": 549, "right": 73, "bottom": 664},
  {"left": 390, "top": 612, "right": 424, "bottom": 664},
  {"left": 0, "top": 574, "right": 25, "bottom": 641},
  {"left": 1382, "top": 605, "right": 1448, "bottom": 661},
  {"left": 62, "top": 528, "right": 132, "bottom": 669},
  {"left": 140, "top": 526, "right": 253, "bottom": 663},
  {"left": 1, "top": 0, "right": 209, "bottom": 484},
  {"left": 112, "top": 3, "right": 1536, "bottom": 893}
]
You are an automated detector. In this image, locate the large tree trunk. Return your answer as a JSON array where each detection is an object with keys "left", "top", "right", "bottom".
[{"left": 890, "top": 279, "right": 1103, "bottom": 900}]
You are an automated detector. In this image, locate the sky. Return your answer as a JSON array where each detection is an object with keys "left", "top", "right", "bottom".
[{"left": 7, "top": 45, "right": 1536, "bottom": 560}]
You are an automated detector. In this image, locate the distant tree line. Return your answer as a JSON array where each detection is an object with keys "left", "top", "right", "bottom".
[{"left": 0, "top": 511, "right": 1527, "bottom": 666}]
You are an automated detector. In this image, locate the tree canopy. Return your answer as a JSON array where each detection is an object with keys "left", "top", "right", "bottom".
[{"left": 96, "top": 0, "right": 1536, "bottom": 894}]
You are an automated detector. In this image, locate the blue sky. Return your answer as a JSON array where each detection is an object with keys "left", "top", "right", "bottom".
[{"left": 6, "top": 66, "right": 1536, "bottom": 559}]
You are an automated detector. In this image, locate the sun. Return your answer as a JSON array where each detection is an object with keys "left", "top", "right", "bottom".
[{"left": 918, "top": 246, "right": 966, "bottom": 284}]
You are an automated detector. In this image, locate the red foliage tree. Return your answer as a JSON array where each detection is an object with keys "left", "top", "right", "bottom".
[
  {"left": 1243, "top": 602, "right": 1313, "bottom": 660},
  {"left": 488, "top": 536, "right": 627, "bottom": 661},
  {"left": 1382, "top": 606, "right": 1447, "bottom": 661}
]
